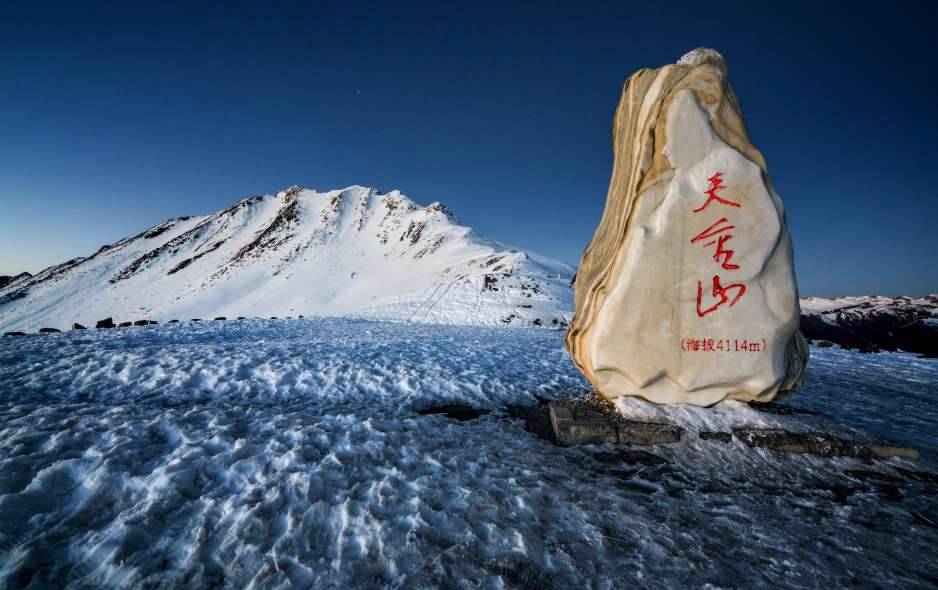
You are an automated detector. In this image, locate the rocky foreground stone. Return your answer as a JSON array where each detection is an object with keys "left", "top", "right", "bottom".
[{"left": 508, "top": 394, "right": 919, "bottom": 461}]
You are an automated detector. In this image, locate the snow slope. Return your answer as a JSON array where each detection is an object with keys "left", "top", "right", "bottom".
[
  {"left": 1, "top": 320, "right": 936, "bottom": 588},
  {"left": 0, "top": 186, "right": 574, "bottom": 332}
]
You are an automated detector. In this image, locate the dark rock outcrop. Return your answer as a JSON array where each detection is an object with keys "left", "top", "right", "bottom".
[
  {"left": 0, "top": 272, "right": 32, "bottom": 289},
  {"left": 39, "top": 328, "right": 61, "bottom": 333},
  {"left": 214, "top": 316, "right": 226, "bottom": 321},
  {"left": 72, "top": 323, "right": 87, "bottom": 330},
  {"left": 3, "top": 331, "right": 27, "bottom": 337},
  {"left": 118, "top": 321, "right": 132, "bottom": 328},
  {"left": 700, "top": 431, "right": 733, "bottom": 443},
  {"left": 733, "top": 428, "right": 918, "bottom": 460},
  {"left": 548, "top": 398, "right": 683, "bottom": 447},
  {"left": 96, "top": 318, "right": 115, "bottom": 329},
  {"left": 800, "top": 295, "right": 938, "bottom": 357}
]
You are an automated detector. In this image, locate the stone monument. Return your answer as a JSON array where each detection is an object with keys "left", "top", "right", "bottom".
[{"left": 566, "top": 48, "right": 808, "bottom": 406}]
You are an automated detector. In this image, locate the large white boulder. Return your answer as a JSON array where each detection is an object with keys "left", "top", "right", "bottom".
[{"left": 566, "top": 48, "right": 808, "bottom": 406}]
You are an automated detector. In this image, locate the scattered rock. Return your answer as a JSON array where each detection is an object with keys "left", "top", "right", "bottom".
[
  {"left": 95, "top": 318, "right": 115, "bottom": 329},
  {"left": 270, "top": 316, "right": 278, "bottom": 320},
  {"left": 214, "top": 316, "right": 226, "bottom": 321},
  {"left": 118, "top": 322, "right": 132, "bottom": 328},
  {"left": 190, "top": 319, "right": 202, "bottom": 322},
  {"left": 133, "top": 320, "right": 150, "bottom": 326},
  {"left": 148, "top": 320, "right": 158, "bottom": 325},
  {"left": 418, "top": 404, "right": 491, "bottom": 421},
  {"left": 237, "top": 316, "right": 246, "bottom": 320},
  {"left": 39, "top": 327, "right": 61, "bottom": 333},
  {"left": 700, "top": 431, "right": 733, "bottom": 443},
  {"left": 168, "top": 319, "right": 179, "bottom": 324},
  {"left": 72, "top": 323, "right": 87, "bottom": 330},
  {"left": 3, "top": 331, "right": 27, "bottom": 337},
  {"left": 733, "top": 428, "right": 918, "bottom": 460},
  {"left": 548, "top": 399, "right": 683, "bottom": 447},
  {"left": 817, "top": 340, "right": 834, "bottom": 348}
]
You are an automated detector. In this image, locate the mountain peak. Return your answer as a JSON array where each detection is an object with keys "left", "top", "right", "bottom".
[{"left": 0, "top": 185, "right": 574, "bottom": 331}]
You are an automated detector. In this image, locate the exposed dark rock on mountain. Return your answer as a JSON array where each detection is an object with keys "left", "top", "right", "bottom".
[
  {"left": 0, "top": 272, "right": 31, "bottom": 290},
  {"left": 800, "top": 295, "right": 938, "bottom": 357}
]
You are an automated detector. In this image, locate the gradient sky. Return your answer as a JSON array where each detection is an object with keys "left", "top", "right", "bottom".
[{"left": 1, "top": 1, "right": 935, "bottom": 297}]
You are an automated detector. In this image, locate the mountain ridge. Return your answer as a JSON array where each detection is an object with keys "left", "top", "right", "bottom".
[{"left": 0, "top": 185, "right": 575, "bottom": 332}]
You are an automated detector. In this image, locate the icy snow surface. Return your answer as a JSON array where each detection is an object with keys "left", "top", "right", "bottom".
[{"left": 1, "top": 320, "right": 937, "bottom": 588}]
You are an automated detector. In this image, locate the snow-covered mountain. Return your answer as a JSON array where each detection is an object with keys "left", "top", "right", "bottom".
[
  {"left": 801, "top": 294, "right": 938, "bottom": 356},
  {"left": 0, "top": 186, "right": 575, "bottom": 332}
]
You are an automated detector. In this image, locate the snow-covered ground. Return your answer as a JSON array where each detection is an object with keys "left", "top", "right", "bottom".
[{"left": 1, "top": 320, "right": 937, "bottom": 588}]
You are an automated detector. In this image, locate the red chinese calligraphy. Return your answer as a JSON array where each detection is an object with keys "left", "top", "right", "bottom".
[
  {"left": 691, "top": 218, "right": 740, "bottom": 270},
  {"left": 696, "top": 275, "right": 747, "bottom": 318},
  {"left": 690, "top": 171, "right": 746, "bottom": 316},
  {"left": 693, "top": 172, "right": 740, "bottom": 212}
]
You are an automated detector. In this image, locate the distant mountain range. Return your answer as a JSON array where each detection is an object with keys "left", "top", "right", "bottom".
[
  {"left": 0, "top": 186, "right": 574, "bottom": 332},
  {"left": 800, "top": 295, "right": 938, "bottom": 357}
]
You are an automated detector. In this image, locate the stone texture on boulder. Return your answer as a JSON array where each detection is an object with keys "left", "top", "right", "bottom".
[
  {"left": 118, "top": 321, "right": 132, "bottom": 328},
  {"left": 133, "top": 320, "right": 150, "bottom": 326},
  {"left": 734, "top": 428, "right": 918, "bottom": 460},
  {"left": 95, "top": 318, "right": 115, "bottom": 329},
  {"left": 39, "top": 327, "right": 61, "bottom": 333},
  {"left": 72, "top": 323, "right": 86, "bottom": 330},
  {"left": 565, "top": 48, "right": 807, "bottom": 406}
]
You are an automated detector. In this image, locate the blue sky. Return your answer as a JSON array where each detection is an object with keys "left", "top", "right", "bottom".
[{"left": 1, "top": 1, "right": 935, "bottom": 297}]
